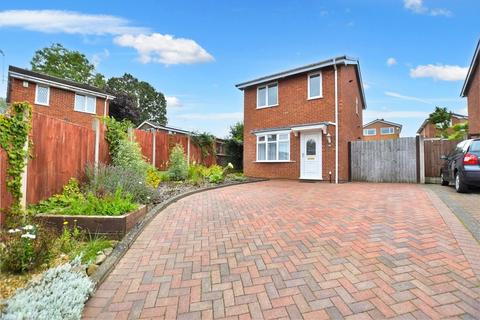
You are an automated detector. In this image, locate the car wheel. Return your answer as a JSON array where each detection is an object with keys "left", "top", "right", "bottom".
[
  {"left": 455, "top": 173, "right": 469, "bottom": 193},
  {"left": 440, "top": 172, "right": 449, "bottom": 186}
]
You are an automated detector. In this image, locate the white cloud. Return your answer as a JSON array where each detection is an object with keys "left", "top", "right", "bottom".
[
  {"left": 176, "top": 112, "right": 243, "bottom": 121},
  {"left": 114, "top": 33, "right": 214, "bottom": 65},
  {"left": 403, "top": 0, "right": 452, "bottom": 17},
  {"left": 410, "top": 64, "right": 468, "bottom": 81},
  {"left": 363, "top": 83, "right": 371, "bottom": 90},
  {"left": 0, "top": 10, "right": 214, "bottom": 66},
  {"left": 0, "top": 10, "right": 146, "bottom": 35},
  {"left": 91, "top": 49, "right": 110, "bottom": 68},
  {"left": 364, "top": 109, "right": 429, "bottom": 119},
  {"left": 166, "top": 96, "right": 182, "bottom": 108},
  {"left": 385, "top": 91, "right": 432, "bottom": 104},
  {"left": 387, "top": 57, "right": 397, "bottom": 66}
]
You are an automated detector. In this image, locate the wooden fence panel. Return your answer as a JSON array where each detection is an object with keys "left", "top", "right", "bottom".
[
  {"left": 27, "top": 113, "right": 96, "bottom": 204},
  {"left": 134, "top": 129, "right": 153, "bottom": 164},
  {"left": 350, "top": 137, "right": 418, "bottom": 183},
  {"left": 424, "top": 139, "right": 458, "bottom": 178}
]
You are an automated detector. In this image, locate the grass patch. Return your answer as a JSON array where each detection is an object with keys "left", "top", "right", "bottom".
[{"left": 74, "top": 238, "right": 113, "bottom": 264}]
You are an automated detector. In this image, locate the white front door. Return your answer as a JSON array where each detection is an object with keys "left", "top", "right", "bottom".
[{"left": 300, "top": 132, "right": 322, "bottom": 180}]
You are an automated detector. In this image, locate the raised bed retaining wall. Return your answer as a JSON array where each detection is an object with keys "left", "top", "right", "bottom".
[{"left": 34, "top": 205, "right": 148, "bottom": 239}]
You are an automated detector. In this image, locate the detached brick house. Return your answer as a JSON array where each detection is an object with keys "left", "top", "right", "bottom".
[
  {"left": 236, "top": 56, "right": 366, "bottom": 183},
  {"left": 363, "top": 119, "right": 402, "bottom": 141},
  {"left": 7, "top": 66, "right": 114, "bottom": 128},
  {"left": 461, "top": 39, "right": 480, "bottom": 138},
  {"left": 416, "top": 113, "right": 468, "bottom": 139}
]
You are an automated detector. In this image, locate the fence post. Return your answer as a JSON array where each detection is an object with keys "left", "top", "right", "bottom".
[
  {"left": 128, "top": 127, "right": 133, "bottom": 142},
  {"left": 187, "top": 135, "right": 191, "bottom": 164},
  {"left": 93, "top": 118, "right": 100, "bottom": 175},
  {"left": 152, "top": 130, "right": 156, "bottom": 167},
  {"left": 418, "top": 136, "right": 425, "bottom": 184}
]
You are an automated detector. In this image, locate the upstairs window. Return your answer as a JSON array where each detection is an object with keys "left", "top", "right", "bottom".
[
  {"left": 257, "top": 132, "right": 290, "bottom": 161},
  {"left": 74, "top": 94, "right": 96, "bottom": 114},
  {"left": 308, "top": 73, "right": 322, "bottom": 99},
  {"left": 380, "top": 127, "right": 394, "bottom": 135},
  {"left": 35, "top": 84, "right": 50, "bottom": 106},
  {"left": 257, "top": 83, "right": 278, "bottom": 108},
  {"left": 363, "top": 128, "right": 376, "bottom": 136}
]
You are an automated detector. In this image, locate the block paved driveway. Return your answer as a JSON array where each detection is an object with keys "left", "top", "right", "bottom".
[{"left": 83, "top": 181, "right": 479, "bottom": 319}]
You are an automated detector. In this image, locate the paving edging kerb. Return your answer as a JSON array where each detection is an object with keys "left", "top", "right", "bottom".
[{"left": 89, "top": 178, "right": 267, "bottom": 289}]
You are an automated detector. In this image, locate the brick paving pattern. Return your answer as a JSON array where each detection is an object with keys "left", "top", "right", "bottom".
[
  {"left": 83, "top": 181, "right": 480, "bottom": 319},
  {"left": 427, "top": 184, "right": 480, "bottom": 242}
]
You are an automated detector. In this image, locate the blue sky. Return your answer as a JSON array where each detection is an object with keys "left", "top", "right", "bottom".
[{"left": 0, "top": 0, "right": 478, "bottom": 137}]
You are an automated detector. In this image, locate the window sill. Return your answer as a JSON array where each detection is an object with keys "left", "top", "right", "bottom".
[
  {"left": 256, "top": 104, "right": 278, "bottom": 109},
  {"left": 35, "top": 102, "right": 49, "bottom": 107},
  {"left": 74, "top": 109, "right": 97, "bottom": 115},
  {"left": 307, "top": 96, "right": 323, "bottom": 101},
  {"left": 253, "top": 160, "right": 295, "bottom": 163}
]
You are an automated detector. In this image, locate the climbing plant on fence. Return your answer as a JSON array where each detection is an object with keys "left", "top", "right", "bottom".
[
  {"left": 191, "top": 132, "right": 216, "bottom": 160},
  {"left": 0, "top": 102, "right": 32, "bottom": 213}
]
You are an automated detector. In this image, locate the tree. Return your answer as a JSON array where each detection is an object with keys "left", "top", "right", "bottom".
[
  {"left": 428, "top": 107, "right": 451, "bottom": 138},
  {"left": 448, "top": 121, "right": 469, "bottom": 141},
  {"left": 30, "top": 43, "right": 105, "bottom": 88},
  {"left": 225, "top": 122, "right": 244, "bottom": 170},
  {"left": 106, "top": 74, "right": 167, "bottom": 126},
  {"left": 108, "top": 92, "right": 142, "bottom": 124}
]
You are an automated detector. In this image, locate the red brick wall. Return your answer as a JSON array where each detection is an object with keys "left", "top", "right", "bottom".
[
  {"left": 467, "top": 64, "right": 480, "bottom": 137},
  {"left": 243, "top": 64, "right": 363, "bottom": 181},
  {"left": 8, "top": 77, "right": 109, "bottom": 128},
  {"left": 419, "top": 116, "right": 468, "bottom": 138},
  {"left": 363, "top": 122, "right": 401, "bottom": 141}
]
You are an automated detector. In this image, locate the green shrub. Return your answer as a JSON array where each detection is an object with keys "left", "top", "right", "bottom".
[
  {"left": 74, "top": 238, "right": 112, "bottom": 264},
  {"left": 103, "top": 117, "right": 132, "bottom": 160},
  {"left": 0, "top": 224, "right": 52, "bottom": 273},
  {"left": 167, "top": 144, "right": 188, "bottom": 181},
  {"left": 30, "top": 178, "right": 84, "bottom": 214},
  {"left": 113, "top": 139, "right": 149, "bottom": 177},
  {"left": 227, "top": 172, "right": 247, "bottom": 182},
  {"left": 31, "top": 188, "right": 138, "bottom": 216},
  {"left": 84, "top": 164, "right": 155, "bottom": 204},
  {"left": 55, "top": 220, "right": 83, "bottom": 255},
  {"left": 146, "top": 166, "right": 163, "bottom": 188},
  {"left": 188, "top": 164, "right": 208, "bottom": 185},
  {"left": 2, "top": 257, "right": 93, "bottom": 319},
  {"left": 206, "top": 165, "right": 224, "bottom": 183}
]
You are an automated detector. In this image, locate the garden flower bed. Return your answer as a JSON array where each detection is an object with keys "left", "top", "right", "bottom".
[{"left": 34, "top": 205, "right": 148, "bottom": 240}]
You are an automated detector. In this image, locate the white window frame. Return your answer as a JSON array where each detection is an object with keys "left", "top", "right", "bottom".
[
  {"left": 380, "top": 127, "right": 394, "bottom": 135},
  {"left": 74, "top": 93, "right": 97, "bottom": 114},
  {"left": 363, "top": 128, "right": 376, "bottom": 136},
  {"left": 307, "top": 72, "right": 323, "bottom": 100},
  {"left": 256, "top": 82, "right": 278, "bottom": 109},
  {"left": 256, "top": 131, "right": 290, "bottom": 162},
  {"left": 35, "top": 84, "right": 50, "bottom": 106}
]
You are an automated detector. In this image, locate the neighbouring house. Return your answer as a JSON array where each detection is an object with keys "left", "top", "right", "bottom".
[
  {"left": 416, "top": 113, "right": 468, "bottom": 139},
  {"left": 236, "top": 56, "right": 366, "bottom": 183},
  {"left": 363, "top": 119, "right": 402, "bottom": 141},
  {"left": 137, "top": 120, "right": 226, "bottom": 165},
  {"left": 461, "top": 39, "right": 480, "bottom": 138},
  {"left": 6, "top": 66, "right": 114, "bottom": 128}
]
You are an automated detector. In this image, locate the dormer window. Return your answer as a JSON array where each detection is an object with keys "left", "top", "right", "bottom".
[
  {"left": 308, "top": 72, "right": 322, "bottom": 99},
  {"left": 257, "top": 83, "right": 278, "bottom": 108}
]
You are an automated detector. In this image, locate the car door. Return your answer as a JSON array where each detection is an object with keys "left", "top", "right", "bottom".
[
  {"left": 445, "top": 142, "right": 462, "bottom": 180},
  {"left": 452, "top": 141, "right": 467, "bottom": 176}
]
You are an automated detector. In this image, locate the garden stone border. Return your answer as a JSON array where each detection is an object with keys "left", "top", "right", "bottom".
[{"left": 89, "top": 178, "right": 266, "bottom": 289}]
